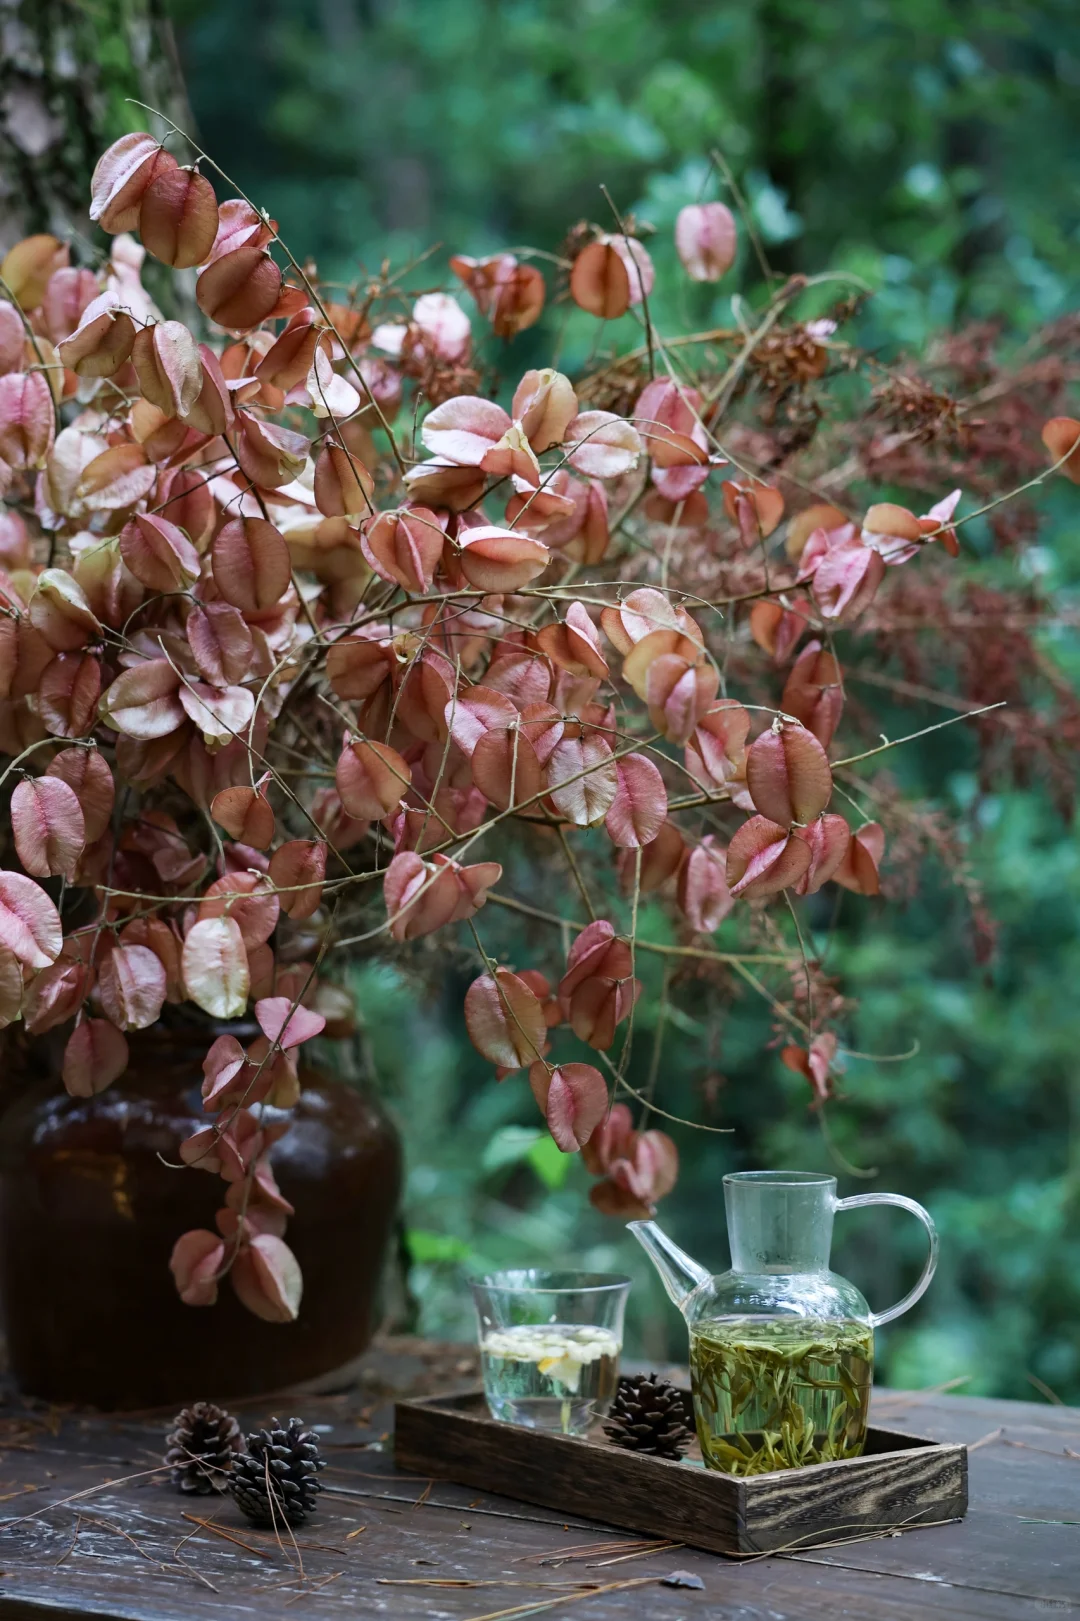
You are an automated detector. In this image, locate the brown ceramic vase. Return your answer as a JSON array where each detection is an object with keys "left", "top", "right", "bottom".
[{"left": 0, "top": 1018, "right": 402, "bottom": 1409}]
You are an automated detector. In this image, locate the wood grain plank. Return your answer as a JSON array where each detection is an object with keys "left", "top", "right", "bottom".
[
  {"left": 741, "top": 1433, "right": 967, "bottom": 1552},
  {"left": 394, "top": 1393, "right": 968, "bottom": 1555},
  {"left": 0, "top": 1352, "right": 1072, "bottom": 1619},
  {"left": 394, "top": 1395, "right": 744, "bottom": 1552}
]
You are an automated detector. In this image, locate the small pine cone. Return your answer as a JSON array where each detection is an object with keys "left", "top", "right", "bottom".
[
  {"left": 165, "top": 1402, "right": 243, "bottom": 1495},
  {"left": 603, "top": 1373, "right": 694, "bottom": 1459},
  {"left": 230, "top": 1417, "right": 327, "bottom": 1528}
]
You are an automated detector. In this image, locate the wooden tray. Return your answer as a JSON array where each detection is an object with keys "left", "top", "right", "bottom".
[{"left": 394, "top": 1390, "right": 968, "bottom": 1556}]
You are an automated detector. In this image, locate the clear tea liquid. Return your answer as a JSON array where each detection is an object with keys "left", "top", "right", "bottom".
[
  {"left": 690, "top": 1316, "right": 874, "bottom": 1474},
  {"left": 480, "top": 1323, "right": 620, "bottom": 1433}
]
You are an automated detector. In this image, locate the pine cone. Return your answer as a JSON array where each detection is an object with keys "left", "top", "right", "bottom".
[
  {"left": 603, "top": 1373, "right": 694, "bottom": 1459},
  {"left": 165, "top": 1402, "right": 243, "bottom": 1495},
  {"left": 230, "top": 1417, "right": 326, "bottom": 1527}
]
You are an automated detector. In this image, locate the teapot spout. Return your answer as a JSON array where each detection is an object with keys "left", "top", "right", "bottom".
[{"left": 628, "top": 1219, "right": 710, "bottom": 1311}]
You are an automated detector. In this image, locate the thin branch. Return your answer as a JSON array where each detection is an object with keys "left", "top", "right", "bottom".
[
  {"left": 555, "top": 824, "right": 597, "bottom": 922},
  {"left": 638, "top": 960, "right": 671, "bottom": 1130},
  {"left": 831, "top": 702, "right": 1006, "bottom": 769},
  {"left": 783, "top": 891, "right": 814, "bottom": 1036},
  {"left": 127, "top": 99, "right": 407, "bottom": 474},
  {"left": 485, "top": 892, "right": 790, "bottom": 964},
  {"left": 600, "top": 186, "right": 655, "bottom": 380},
  {"left": 709, "top": 146, "right": 774, "bottom": 285}
]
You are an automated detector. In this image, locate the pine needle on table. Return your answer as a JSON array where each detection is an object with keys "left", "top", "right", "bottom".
[{"left": 457, "top": 1577, "right": 657, "bottom": 1621}]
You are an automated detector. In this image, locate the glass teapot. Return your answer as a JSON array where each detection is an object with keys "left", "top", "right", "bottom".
[{"left": 629, "top": 1170, "right": 938, "bottom": 1475}]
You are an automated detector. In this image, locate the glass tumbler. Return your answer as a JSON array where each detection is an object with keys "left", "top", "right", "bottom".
[{"left": 470, "top": 1269, "right": 631, "bottom": 1435}]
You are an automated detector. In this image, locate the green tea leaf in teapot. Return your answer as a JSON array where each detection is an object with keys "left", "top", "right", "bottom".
[{"left": 690, "top": 1317, "right": 873, "bottom": 1476}]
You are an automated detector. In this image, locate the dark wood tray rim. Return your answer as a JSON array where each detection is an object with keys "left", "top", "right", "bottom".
[
  {"left": 397, "top": 1387, "right": 958, "bottom": 1480},
  {"left": 394, "top": 1389, "right": 969, "bottom": 1556}
]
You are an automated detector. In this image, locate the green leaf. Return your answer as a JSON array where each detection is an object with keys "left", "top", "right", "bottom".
[
  {"left": 406, "top": 1229, "right": 472, "bottom": 1264},
  {"left": 527, "top": 1133, "right": 574, "bottom": 1190},
  {"left": 482, "top": 1125, "right": 545, "bottom": 1173},
  {"left": 481, "top": 1125, "right": 575, "bottom": 1190}
]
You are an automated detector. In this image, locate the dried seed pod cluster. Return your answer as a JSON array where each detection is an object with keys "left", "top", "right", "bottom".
[{"left": 0, "top": 120, "right": 1068, "bottom": 1317}]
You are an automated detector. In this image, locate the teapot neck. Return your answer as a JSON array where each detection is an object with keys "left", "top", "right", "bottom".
[{"left": 725, "top": 1170, "right": 837, "bottom": 1274}]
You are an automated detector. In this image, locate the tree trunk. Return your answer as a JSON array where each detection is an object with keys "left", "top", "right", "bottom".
[{"left": 0, "top": 0, "right": 193, "bottom": 253}]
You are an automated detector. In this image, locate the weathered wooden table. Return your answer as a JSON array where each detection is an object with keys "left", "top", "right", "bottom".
[{"left": 0, "top": 1337, "right": 1075, "bottom": 1619}]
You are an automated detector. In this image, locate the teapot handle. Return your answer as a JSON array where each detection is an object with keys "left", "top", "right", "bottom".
[{"left": 834, "top": 1192, "right": 939, "bottom": 1327}]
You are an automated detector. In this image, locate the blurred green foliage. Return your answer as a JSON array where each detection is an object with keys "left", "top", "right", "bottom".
[
  {"left": 173, "top": 0, "right": 1080, "bottom": 324},
  {"left": 171, "top": 0, "right": 1080, "bottom": 1400}
]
